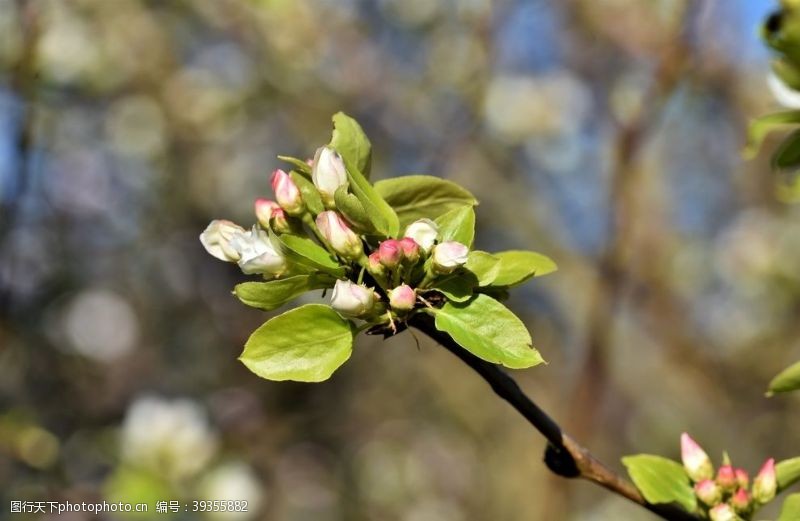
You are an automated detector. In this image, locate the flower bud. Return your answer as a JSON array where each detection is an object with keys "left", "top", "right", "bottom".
[
  {"left": 271, "top": 208, "right": 293, "bottom": 234},
  {"left": 404, "top": 219, "right": 438, "bottom": 253},
  {"left": 752, "top": 458, "right": 777, "bottom": 504},
  {"left": 255, "top": 198, "right": 281, "bottom": 229},
  {"left": 717, "top": 465, "right": 737, "bottom": 492},
  {"left": 230, "top": 226, "right": 287, "bottom": 276},
  {"left": 399, "top": 237, "right": 420, "bottom": 264},
  {"left": 367, "top": 251, "right": 384, "bottom": 275},
  {"left": 312, "top": 147, "right": 348, "bottom": 206},
  {"left": 200, "top": 220, "right": 246, "bottom": 262},
  {"left": 708, "top": 504, "right": 737, "bottom": 521},
  {"left": 378, "top": 240, "right": 403, "bottom": 268},
  {"left": 432, "top": 241, "right": 469, "bottom": 274},
  {"left": 680, "top": 433, "right": 714, "bottom": 482},
  {"left": 271, "top": 169, "right": 304, "bottom": 215},
  {"left": 695, "top": 479, "right": 722, "bottom": 507},
  {"left": 734, "top": 468, "right": 749, "bottom": 490},
  {"left": 330, "top": 279, "right": 374, "bottom": 317},
  {"left": 388, "top": 284, "right": 416, "bottom": 311},
  {"left": 730, "top": 488, "right": 751, "bottom": 514},
  {"left": 316, "top": 211, "right": 363, "bottom": 259}
]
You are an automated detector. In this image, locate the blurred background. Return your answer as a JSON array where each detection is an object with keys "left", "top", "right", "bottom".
[{"left": 1, "top": 0, "right": 799, "bottom": 519}]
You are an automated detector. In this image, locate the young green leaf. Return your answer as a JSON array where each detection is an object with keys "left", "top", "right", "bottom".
[
  {"left": 435, "top": 205, "right": 475, "bottom": 247},
  {"left": 329, "top": 111, "right": 372, "bottom": 179},
  {"left": 291, "top": 171, "right": 324, "bottom": 215},
  {"left": 490, "top": 250, "right": 558, "bottom": 287},
  {"left": 278, "top": 155, "right": 312, "bottom": 176},
  {"left": 778, "top": 494, "right": 800, "bottom": 521},
  {"left": 621, "top": 455, "right": 697, "bottom": 513},
  {"left": 429, "top": 294, "right": 544, "bottom": 369},
  {"left": 240, "top": 304, "right": 356, "bottom": 382},
  {"left": 744, "top": 110, "right": 800, "bottom": 159},
  {"left": 234, "top": 275, "right": 333, "bottom": 311},
  {"left": 465, "top": 251, "right": 501, "bottom": 286},
  {"left": 773, "top": 129, "right": 800, "bottom": 169},
  {"left": 769, "top": 360, "right": 800, "bottom": 394},
  {"left": 334, "top": 185, "right": 374, "bottom": 232},
  {"left": 777, "top": 457, "right": 800, "bottom": 493},
  {"left": 430, "top": 271, "right": 478, "bottom": 302},
  {"left": 375, "top": 175, "right": 477, "bottom": 229},
  {"left": 272, "top": 231, "right": 345, "bottom": 276}
]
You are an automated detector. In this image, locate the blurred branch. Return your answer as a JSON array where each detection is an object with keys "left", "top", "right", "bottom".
[{"left": 409, "top": 313, "right": 701, "bottom": 521}]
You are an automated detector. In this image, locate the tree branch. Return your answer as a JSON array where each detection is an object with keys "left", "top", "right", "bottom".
[{"left": 408, "top": 313, "right": 702, "bottom": 521}]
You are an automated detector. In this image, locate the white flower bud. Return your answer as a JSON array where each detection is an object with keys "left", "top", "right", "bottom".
[
  {"left": 330, "top": 280, "right": 374, "bottom": 317},
  {"left": 271, "top": 169, "right": 304, "bottom": 215},
  {"left": 312, "top": 147, "right": 348, "bottom": 206},
  {"left": 681, "top": 433, "right": 713, "bottom": 483},
  {"left": 316, "top": 211, "right": 363, "bottom": 259},
  {"left": 708, "top": 504, "right": 737, "bottom": 521},
  {"left": 432, "top": 241, "right": 469, "bottom": 273},
  {"left": 200, "top": 220, "right": 246, "bottom": 262},
  {"left": 404, "top": 219, "right": 438, "bottom": 253},
  {"left": 231, "top": 226, "right": 287, "bottom": 276},
  {"left": 388, "top": 284, "right": 416, "bottom": 311}
]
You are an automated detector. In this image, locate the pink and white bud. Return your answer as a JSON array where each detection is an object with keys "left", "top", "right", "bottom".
[
  {"left": 708, "top": 504, "right": 737, "bottom": 521},
  {"left": 752, "top": 458, "right": 777, "bottom": 504},
  {"left": 255, "top": 198, "right": 281, "bottom": 229},
  {"left": 695, "top": 479, "right": 722, "bottom": 507},
  {"left": 200, "top": 220, "right": 246, "bottom": 262},
  {"left": 378, "top": 240, "right": 403, "bottom": 268},
  {"left": 330, "top": 279, "right": 374, "bottom": 317},
  {"left": 734, "top": 468, "right": 749, "bottom": 490},
  {"left": 388, "top": 284, "right": 416, "bottom": 311},
  {"left": 230, "top": 226, "right": 287, "bottom": 276},
  {"left": 432, "top": 241, "right": 469, "bottom": 273},
  {"left": 680, "top": 433, "right": 713, "bottom": 482},
  {"left": 399, "top": 237, "right": 420, "bottom": 264},
  {"left": 271, "top": 169, "right": 304, "bottom": 215},
  {"left": 316, "top": 211, "right": 363, "bottom": 259},
  {"left": 404, "top": 219, "right": 438, "bottom": 253},
  {"left": 271, "top": 208, "right": 293, "bottom": 234},
  {"left": 367, "top": 251, "right": 384, "bottom": 274},
  {"left": 717, "top": 465, "right": 737, "bottom": 492},
  {"left": 730, "top": 488, "right": 751, "bottom": 514},
  {"left": 312, "top": 147, "right": 348, "bottom": 206}
]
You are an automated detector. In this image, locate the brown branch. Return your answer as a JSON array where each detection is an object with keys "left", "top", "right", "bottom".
[{"left": 408, "top": 313, "right": 702, "bottom": 521}]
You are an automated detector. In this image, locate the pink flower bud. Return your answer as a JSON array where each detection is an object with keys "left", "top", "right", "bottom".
[
  {"left": 271, "top": 169, "right": 304, "bottom": 215},
  {"left": 255, "top": 198, "right": 281, "bottom": 229},
  {"left": 330, "top": 279, "right": 374, "bottom": 317},
  {"left": 753, "top": 458, "right": 776, "bottom": 504},
  {"left": 316, "top": 211, "right": 363, "bottom": 259},
  {"left": 200, "top": 219, "right": 246, "bottom": 262},
  {"left": 431, "top": 241, "right": 469, "bottom": 274},
  {"left": 388, "top": 284, "right": 416, "bottom": 311},
  {"left": 378, "top": 240, "right": 402, "bottom": 268},
  {"left": 717, "top": 465, "right": 737, "bottom": 492},
  {"left": 730, "top": 488, "right": 751, "bottom": 514},
  {"left": 312, "top": 147, "right": 348, "bottom": 206},
  {"left": 708, "top": 504, "right": 737, "bottom": 521},
  {"left": 404, "top": 218, "right": 438, "bottom": 253},
  {"left": 694, "top": 479, "right": 722, "bottom": 507},
  {"left": 680, "top": 433, "right": 713, "bottom": 482},
  {"left": 271, "top": 208, "right": 292, "bottom": 234},
  {"left": 368, "top": 251, "right": 384, "bottom": 274},
  {"left": 399, "top": 237, "right": 420, "bottom": 264},
  {"left": 734, "top": 468, "right": 749, "bottom": 490}
]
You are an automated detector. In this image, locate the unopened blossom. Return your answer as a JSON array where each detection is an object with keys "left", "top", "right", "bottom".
[
  {"left": 367, "top": 251, "right": 384, "bottom": 275},
  {"left": 708, "top": 504, "right": 737, "bottom": 521},
  {"left": 695, "top": 479, "right": 722, "bottom": 507},
  {"left": 730, "top": 488, "right": 751, "bottom": 515},
  {"left": 255, "top": 198, "right": 281, "bottom": 229},
  {"left": 378, "top": 239, "right": 402, "bottom": 268},
  {"left": 404, "top": 219, "right": 438, "bottom": 252},
  {"left": 399, "top": 237, "right": 420, "bottom": 264},
  {"left": 717, "top": 465, "right": 737, "bottom": 492},
  {"left": 388, "top": 284, "right": 416, "bottom": 311},
  {"left": 432, "top": 241, "right": 469, "bottom": 273},
  {"left": 735, "top": 468, "right": 749, "bottom": 490},
  {"left": 331, "top": 280, "right": 374, "bottom": 317},
  {"left": 271, "top": 208, "right": 292, "bottom": 234},
  {"left": 231, "top": 226, "right": 287, "bottom": 276},
  {"left": 316, "top": 211, "right": 363, "bottom": 259},
  {"left": 753, "top": 458, "right": 777, "bottom": 504},
  {"left": 200, "top": 220, "right": 246, "bottom": 262},
  {"left": 680, "top": 433, "right": 713, "bottom": 482},
  {"left": 271, "top": 169, "right": 304, "bottom": 215},
  {"left": 312, "top": 147, "right": 348, "bottom": 206}
]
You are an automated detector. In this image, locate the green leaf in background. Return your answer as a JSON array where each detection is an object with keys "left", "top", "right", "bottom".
[
  {"left": 430, "top": 294, "right": 544, "bottom": 369},
  {"left": 465, "top": 250, "right": 501, "bottom": 286},
  {"left": 234, "top": 274, "right": 333, "bottom": 311},
  {"left": 329, "top": 111, "right": 372, "bottom": 178},
  {"left": 777, "top": 457, "right": 800, "bottom": 493},
  {"left": 744, "top": 110, "right": 800, "bottom": 159},
  {"left": 278, "top": 155, "right": 312, "bottom": 176},
  {"left": 435, "top": 205, "right": 476, "bottom": 247},
  {"left": 778, "top": 494, "right": 800, "bottom": 521},
  {"left": 375, "top": 175, "right": 478, "bottom": 229},
  {"left": 769, "top": 360, "right": 800, "bottom": 394},
  {"left": 491, "top": 250, "right": 558, "bottom": 287},
  {"left": 240, "top": 304, "right": 356, "bottom": 382},
  {"left": 272, "top": 231, "right": 345, "bottom": 276},
  {"left": 334, "top": 185, "right": 374, "bottom": 232},
  {"left": 773, "top": 128, "right": 800, "bottom": 169},
  {"left": 621, "top": 455, "right": 697, "bottom": 513},
  {"left": 291, "top": 171, "right": 324, "bottom": 215}
]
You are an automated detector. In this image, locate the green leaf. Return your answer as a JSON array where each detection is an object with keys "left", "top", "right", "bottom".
[
  {"left": 622, "top": 455, "right": 697, "bottom": 513},
  {"left": 429, "top": 294, "right": 544, "bottom": 369},
  {"left": 278, "top": 155, "right": 312, "bottom": 176},
  {"left": 744, "top": 110, "right": 800, "bottom": 159},
  {"left": 465, "top": 251, "right": 501, "bottom": 286},
  {"left": 334, "top": 185, "right": 374, "bottom": 232},
  {"left": 431, "top": 272, "right": 477, "bottom": 303},
  {"left": 778, "top": 494, "right": 800, "bottom": 521},
  {"left": 778, "top": 457, "right": 800, "bottom": 493},
  {"left": 234, "top": 275, "right": 333, "bottom": 311},
  {"left": 291, "top": 171, "right": 324, "bottom": 215},
  {"left": 773, "top": 129, "right": 800, "bottom": 169},
  {"left": 490, "top": 250, "right": 558, "bottom": 287},
  {"left": 435, "top": 205, "right": 476, "bottom": 247},
  {"left": 240, "top": 304, "right": 356, "bottom": 382},
  {"left": 375, "top": 175, "right": 477, "bottom": 230},
  {"left": 329, "top": 111, "right": 372, "bottom": 179},
  {"left": 769, "top": 360, "right": 800, "bottom": 394},
  {"left": 272, "top": 231, "right": 345, "bottom": 276}
]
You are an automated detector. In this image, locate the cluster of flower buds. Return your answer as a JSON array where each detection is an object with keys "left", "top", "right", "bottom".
[
  {"left": 200, "top": 145, "right": 473, "bottom": 327},
  {"left": 681, "top": 433, "right": 776, "bottom": 520}
]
